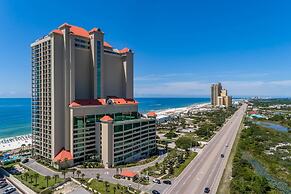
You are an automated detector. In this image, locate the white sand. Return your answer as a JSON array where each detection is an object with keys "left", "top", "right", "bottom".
[
  {"left": 0, "top": 134, "right": 32, "bottom": 152},
  {"left": 156, "top": 102, "right": 210, "bottom": 118}
]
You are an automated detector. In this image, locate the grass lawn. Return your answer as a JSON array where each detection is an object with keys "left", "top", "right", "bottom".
[
  {"left": 163, "top": 152, "right": 197, "bottom": 179},
  {"left": 15, "top": 169, "right": 63, "bottom": 193},
  {"left": 85, "top": 179, "right": 140, "bottom": 194}
]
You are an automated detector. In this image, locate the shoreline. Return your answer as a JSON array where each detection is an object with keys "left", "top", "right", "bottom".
[
  {"left": 155, "top": 102, "right": 211, "bottom": 118},
  {"left": 0, "top": 101, "right": 210, "bottom": 152},
  {"left": 0, "top": 134, "right": 32, "bottom": 152}
]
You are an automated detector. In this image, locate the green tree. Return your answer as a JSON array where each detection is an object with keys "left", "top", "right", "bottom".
[
  {"left": 23, "top": 172, "right": 29, "bottom": 182},
  {"left": 96, "top": 173, "right": 100, "bottom": 181},
  {"left": 71, "top": 168, "right": 77, "bottom": 178},
  {"left": 54, "top": 174, "right": 59, "bottom": 184},
  {"left": 176, "top": 136, "right": 199, "bottom": 150},
  {"left": 34, "top": 173, "right": 39, "bottom": 185},
  {"left": 76, "top": 170, "right": 81, "bottom": 178},
  {"left": 62, "top": 169, "right": 67, "bottom": 179},
  {"left": 45, "top": 176, "right": 51, "bottom": 187}
]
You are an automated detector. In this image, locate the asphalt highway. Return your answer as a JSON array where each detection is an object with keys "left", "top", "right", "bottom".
[{"left": 164, "top": 104, "right": 247, "bottom": 194}]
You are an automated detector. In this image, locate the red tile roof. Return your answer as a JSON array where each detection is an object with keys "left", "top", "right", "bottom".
[
  {"left": 69, "top": 98, "right": 137, "bottom": 107},
  {"left": 51, "top": 29, "right": 63, "bottom": 35},
  {"left": 147, "top": 112, "right": 157, "bottom": 117},
  {"left": 118, "top": 48, "right": 130, "bottom": 54},
  {"left": 100, "top": 115, "right": 113, "bottom": 122},
  {"left": 120, "top": 170, "right": 137, "bottom": 178},
  {"left": 53, "top": 149, "right": 73, "bottom": 162},
  {"left": 70, "top": 25, "right": 89, "bottom": 38},
  {"left": 50, "top": 23, "right": 129, "bottom": 53},
  {"left": 104, "top": 41, "right": 113, "bottom": 48}
]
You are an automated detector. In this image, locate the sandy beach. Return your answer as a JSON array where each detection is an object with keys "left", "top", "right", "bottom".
[
  {"left": 0, "top": 134, "right": 32, "bottom": 152},
  {"left": 156, "top": 102, "right": 211, "bottom": 118}
]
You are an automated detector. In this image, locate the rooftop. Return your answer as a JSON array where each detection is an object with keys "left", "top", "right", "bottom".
[
  {"left": 50, "top": 23, "right": 129, "bottom": 54},
  {"left": 69, "top": 97, "right": 138, "bottom": 108},
  {"left": 119, "top": 170, "right": 137, "bottom": 178},
  {"left": 53, "top": 149, "right": 73, "bottom": 162}
]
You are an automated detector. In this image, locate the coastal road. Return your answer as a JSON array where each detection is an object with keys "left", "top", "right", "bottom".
[{"left": 164, "top": 104, "right": 247, "bottom": 194}]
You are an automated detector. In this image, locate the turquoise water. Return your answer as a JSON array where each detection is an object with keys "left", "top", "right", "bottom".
[
  {"left": 0, "top": 97, "right": 209, "bottom": 138},
  {"left": 256, "top": 121, "right": 290, "bottom": 132}
]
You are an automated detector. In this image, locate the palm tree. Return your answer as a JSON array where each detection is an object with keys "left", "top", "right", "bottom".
[
  {"left": 54, "top": 174, "right": 59, "bottom": 184},
  {"left": 76, "top": 170, "right": 81, "bottom": 178},
  {"left": 29, "top": 174, "right": 33, "bottom": 183},
  {"left": 71, "top": 168, "right": 77, "bottom": 178},
  {"left": 45, "top": 176, "right": 50, "bottom": 187},
  {"left": 34, "top": 173, "right": 39, "bottom": 185},
  {"left": 104, "top": 181, "right": 109, "bottom": 192},
  {"left": 63, "top": 158, "right": 69, "bottom": 168},
  {"left": 96, "top": 173, "right": 100, "bottom": 181},
  {"left": 62, "top": 169, "right": 67, "bottom": 179},
  {"left": 24, "top": 172, "right": 29, "bottom": 182},
  {"left": 81, "top": 173, "right": 85, "bottom": 180}
]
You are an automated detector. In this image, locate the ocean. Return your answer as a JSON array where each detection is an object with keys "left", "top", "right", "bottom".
[{"left": 0, "top": 97, "right": 209, "bottom": 139}]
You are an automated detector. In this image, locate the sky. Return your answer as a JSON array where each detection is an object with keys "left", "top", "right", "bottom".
[{"left": 0, "top": 0, "right": 291, "bottom": 98}]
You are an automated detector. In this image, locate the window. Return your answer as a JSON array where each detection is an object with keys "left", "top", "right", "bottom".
[
  {"left": 85, "top": 115, "right": 95, "bottom": 127},
  {"left": 114, "top": 125, "right": 123, "bottom": 133},
  {"left": 74, "top": 116, "right": 84, "bottom": 128},
  {"left": 124, "top": 124, "right": 132, "bottom": 131}
]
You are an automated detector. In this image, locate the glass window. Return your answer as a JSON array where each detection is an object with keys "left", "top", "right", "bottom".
[
  {"left": 85, "top": 115, "right": 95, "bottom": 127},
  {"left": 74, "top": 116, "right": 84, "bottom": 128},
  {"left": 114, "top": 125, "right": 123, "bottom": 133},
  {"left": 124, "top": 124, "right": 133, "bottom": 131}
]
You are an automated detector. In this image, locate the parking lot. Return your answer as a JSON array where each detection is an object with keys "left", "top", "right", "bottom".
[{"left": 0, "top": 173, "right": 20, "bottom": 194}]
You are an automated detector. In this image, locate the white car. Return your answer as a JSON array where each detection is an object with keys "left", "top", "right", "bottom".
[
  {"left": 153, "top": 178, "right": 161, "bottom": 184},
  {"left": 3, "top": 186, "right": 16, "bottom": 194}
]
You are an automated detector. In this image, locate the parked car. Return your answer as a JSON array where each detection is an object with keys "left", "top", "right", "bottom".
[
  {"left": 153, "top": 178, "right": 161, "bottom": 184},
  {"left": 221, "top": 154, "right": 224, "bottom": 158},
  {"left": 152, "top": 190, "right": 160, "bottom": 194},
  {"left": 163, "top": 180, "right": 172, "bottom": 185},
  {"left": 204, "top": 187, "right": 210, "bottom": 193},
  {"left": 21, "top": 158, "right": 29, "bottom": 163},
  {"left": 3, "top": 186, "right": 16, "bottom": 194},
  {"left": 0, "top": 182, "right": 8, "bottom": 188}
]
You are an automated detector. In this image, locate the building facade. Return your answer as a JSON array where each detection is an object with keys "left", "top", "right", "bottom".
[
  {"left": 211, "top": 83, "right": 232, "bottom": 107},
  {"left": 31, "top": 23, "right": 156, "bottom": 168}
]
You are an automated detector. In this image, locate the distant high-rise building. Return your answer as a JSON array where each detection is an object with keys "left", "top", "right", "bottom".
[
  {"left": 211, "top": 83, "right": 222, "bottom": 106},
  {"left": 210, "top": 83, "right": 232, "bottom": 107},
  {"left": 31, "top": 23, "right": 156, "bottom": 168}
]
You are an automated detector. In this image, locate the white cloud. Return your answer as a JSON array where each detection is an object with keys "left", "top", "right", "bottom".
[{"left": 135, "top": 80, "right": 291, "bottom": 97}]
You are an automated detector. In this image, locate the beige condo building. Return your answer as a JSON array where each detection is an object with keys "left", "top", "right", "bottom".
[
  {"left": 211, "top": 83, "right": 232, "bottom": 107},
  {"left": 31, "top": 23, "right": 156, "bottom": 168}
]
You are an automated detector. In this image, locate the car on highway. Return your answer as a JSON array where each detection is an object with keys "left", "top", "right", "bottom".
[
  {"left": 152, "top": 178, "right": 161, "bottom": 184},
  {"left": 204, "top": 187, "right": 210, "bottom": 193},
  {"left": 221, "top": 154, "right": 224, "bottom": 158},
  {"left": 226, "top": 144, "right": 229, "bottom": 147},
  {"left": 3, "top": 186, "right": 16, "bottom": 194},
  {"left": 163, "top": 180, "right": 172, "bottom": 185},
  {"left": 152, "top": 190, "right": 160, "bottom": 194}
]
